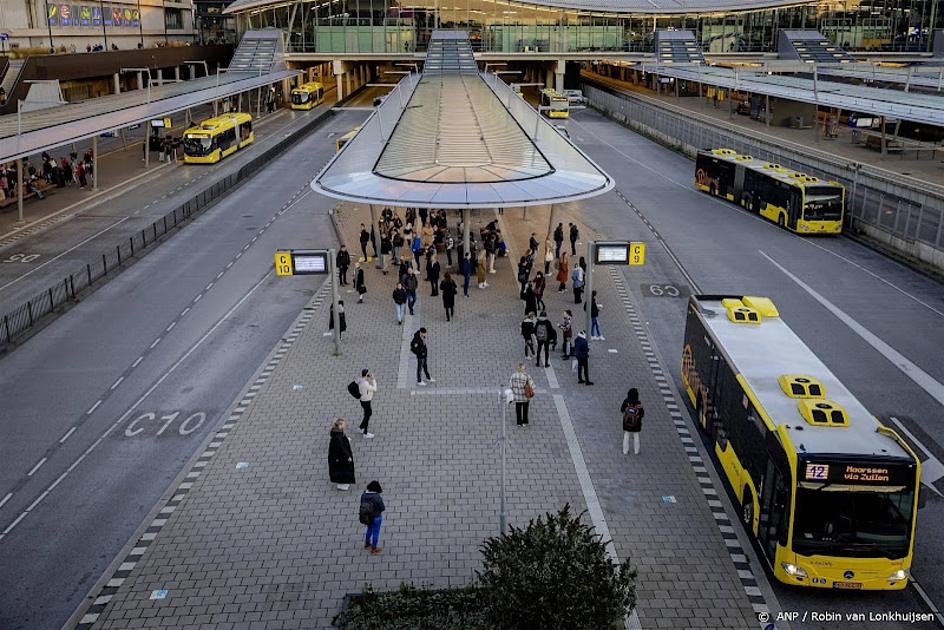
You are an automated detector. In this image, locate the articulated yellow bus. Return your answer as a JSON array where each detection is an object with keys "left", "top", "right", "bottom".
[
  {"left": 540, "top": 88, "right": 570, "bottom": 119},
  {"left": 695, "top": 148, "right": 845, "bottom": 234},
  {"left": 335, "top": 126, "right": 360, "bottom": 152},
  {"left": 682, "top": 295, "right": 921, "bottom": 590},
  {"left": 182, "top": 113, "right": 253, "bottom": 164},
  {"left": 290, "top": 82, "right": 325, "bottom": 110}
]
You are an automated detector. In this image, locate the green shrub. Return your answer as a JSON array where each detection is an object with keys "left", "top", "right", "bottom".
[
  {"left": 477, "top": 504, "right": 636, "bottom": 630},
  {"left": 335, "top": 583, "right": 489, "bottom": 629}
]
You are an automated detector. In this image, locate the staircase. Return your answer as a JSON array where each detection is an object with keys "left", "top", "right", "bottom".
[
  {"left": 424, "top": 31, "right": 477, "bottom": 75},
  {"left": 778, "top": 30, "right": 854, "bottom": 64},
  {"left": 654, "top": 31, "right": 705, "bottom": 64},
  {"left": 1, "top": 59, "right": 25, "bottom": 100},
  {"left": 227, "top": 30, "right": 285, "bottom": 74}
]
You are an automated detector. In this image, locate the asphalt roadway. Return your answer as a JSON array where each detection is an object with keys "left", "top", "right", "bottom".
[
  {"left": 0, "top": 105, "right": 369, "bottom": 629},
  {"left": 562, "top": 104, "right": 944, "bottom": 630}
]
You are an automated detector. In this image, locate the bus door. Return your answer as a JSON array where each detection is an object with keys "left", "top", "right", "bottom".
[
  {"left": 786, "top": 188, "right": 802, "bottom": 229},
  {"left": 758, "top": 454, "right": 790, "bottom": 561},
  {"left": 733, "top": 163, "right": 745, "bottom": 199}
]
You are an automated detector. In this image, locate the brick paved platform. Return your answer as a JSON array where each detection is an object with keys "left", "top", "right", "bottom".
[{"left": 84, "top": 198, "right": 769, "bottom": 629}]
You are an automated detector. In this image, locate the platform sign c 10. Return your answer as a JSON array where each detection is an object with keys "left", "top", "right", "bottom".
[
  {"left": 628, "top": 242, "right": 645, "bottom": 266},
  {"left": 274, "top": 249, "right": 329, "bottom": 276}
]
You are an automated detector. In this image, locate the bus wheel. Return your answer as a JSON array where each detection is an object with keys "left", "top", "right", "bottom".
[
  {"left": 741, "top": 488, "right": 754, "bottom": 529},
  {"left": 777, "top": 214, "right": 786, "bottom": 229}
]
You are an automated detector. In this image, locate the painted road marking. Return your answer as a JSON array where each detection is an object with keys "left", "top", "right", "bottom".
[
  {"left": 165, "top": 322, "right": 176, "bottom": 332},
  {"left": 149, "top": 338, "right": 161, "bottom": 349},
  {"left": 762, "top": 251, "right": 944, "bottom": 407},
  {"left": 87, "top": 400, "right": 102, "bottom": 415},
  {"left": 888, "top": 417, "right": 944, "bottom": 496},
  {"left": 27, "top": 458, "right": 47, "bottom": 477},
  {"left": 110, "top": 376, "right": 124, "bottom": 390},
  {"left": 131, "top": 356, "right": 144, "bottom": 368},
  {"left": 0, "top": 493, "right": 12, "bottom": 509},
  {"left": 59, "top": 427, "right": 77, "bottom": 443},
  {"left": 0, "top": 217, "right": 130, "bottom": 294}
]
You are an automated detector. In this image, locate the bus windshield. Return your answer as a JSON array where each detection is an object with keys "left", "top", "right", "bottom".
[
  {"left": 183, "top": 135, "right": 212, "bottom": 156},
  {"left": 793, "top": 483, "right": 913, "bottom": 559},
  {"left": 292, "top": 91, "right": 310, "bottom": 105},
  {"left": 804, "top": 186, "right": 843, "bottom": 221}
]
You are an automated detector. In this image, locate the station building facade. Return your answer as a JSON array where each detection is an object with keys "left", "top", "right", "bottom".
[{"left": 223, "top": 0, "right": 943, "bottom": 55}]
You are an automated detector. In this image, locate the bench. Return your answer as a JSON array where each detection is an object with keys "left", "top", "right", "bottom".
[{"left": 0, "top": 180, "right": 56, "bottom": 211}]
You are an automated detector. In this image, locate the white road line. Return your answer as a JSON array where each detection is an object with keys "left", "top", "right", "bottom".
[
  {"left": 205, "top": 282, "right": 214, "bottom": 290},
  {"left": 193, "top": 294, "right": 202, "bottom": 303},
  {"left": 553, "top": 394, "right": 642, "bottom": 630},
  {"left": 110, "top": 376, "right": 124, "bottom": 390},
  {"left": 911, "top": 579, "right": 944, "bottom": 626},
  {"left": 26, "top": 490, "right": 49, "bottom": 512},
  {"left": 0, "top": 272, "right": 272, "bottom": 540},
  {"left": 181, "top": 307, "right": 190, "bottom": 316},
  {"left": 131, "top": 356, "right": 144, "bottom": 368},
  {"left": 0, "top": 493, "right": 12, "bottom": 509},
  {"left": 165, "top": 322, "right": 176, "bottom": 332},
  {"left": 27, "top": 458, "right": 47, "bottom": 477},
  {"left": 216, "top": 271, "right": 224, "bottom": 279},
  {"left": 762, "top": 251, "right": 944, "bottom": 407},
  {"left": 545, "top": 364, "right": 560, "bottom": 389},
  {"left": 0, "top": 217, "right": 130, "bottom": 293},
  {"left": 149, "top": 338, "right": 161, "bottom": 349},
  {"left": 59, "top": 427, "right": 77, "bottom": 443},
  {"left": 888, "top": 417, "right": 944, "bottom": 496},
  {"left": 86, "top": 400, "right": 102, "bottom": 415},
  {"left": 799, "top": 238, "right": 944, "bottom": 320}
]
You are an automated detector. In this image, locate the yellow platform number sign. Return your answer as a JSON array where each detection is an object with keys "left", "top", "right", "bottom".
[
  {"left": 628, "top": 242, "right": 646, "bottom": 266},
  {"left": 274, "top": 251, "right": 294, "bottom": 276}
]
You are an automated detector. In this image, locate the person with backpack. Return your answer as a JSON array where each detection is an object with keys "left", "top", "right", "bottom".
[
  {"left": 402, "top": 267, "right": 418, "bottom": 316},
  {"left": 336, "top": 246, "right": 351, "bottom": 286},
  {"left": 559, "top": 310, "right": 573, "bottom": 359},
  {"left": 460, "top": 252, "right": 473, "bottom": 298},
  {"left": 553, "top": 223, "right": 564, "bottom": 259},
  {"left": 392, "top": 282, "right": 407, "bottom": 325},
  {"left": 517, "top": 257, "right": 530, "bottom": 295},
  {"left": 509, "top": 363, "right": 536, "bottom": 427},
  {"left": 439, "top": 272, "right": 457, "bottom": 321},
  {"left": 391, "top": 230, "right": 403, "bottom": 265},
  {"left": 329, "top": 300, "right": 347, "bottom": 340},
  {"left": 571, "top": 263, "right": 585, "bottom": 304},
  {"left": 532, "top": 271, "right": 546, "bottom": 312},
  {"left": 569, "top": 222, "right": 579, "bottom": 256},
  {"left": 358, "top": 224, "right": 370, "bottom": 262},
  {"left": 410, "top": 327, "right": 433, "bottom": 386},
  {"left": 556, "top": 252, "right": 569, "bottom": 293},
  {"left": 534, "top": 311, "right": 552, "bottom": 368},
  {"left": 356, "top": 369, "right": 377, "bottom": 438},
  {"left": 521, "top": 312, "right": 536, "bottom": 358},
  {"left": 359, "top": 480, "right": 386, "bottom": 554},
  {"left": 328, "top": 419, "right": 355, "bottom": 490},
  {"left": 573, "top": 331, "right": 593, "bottom": 385},
  {"left": 354, "top": 263, "right": 367, "bottom": 304},
  {"left": 528, "top": 233, "right": 539, "bottom": 257},
  {"left": 620, "top": 388, "right": 645, "bottom": 455},
  {"left": 484, "top": 234, "right": 497, "bottom": 275}
]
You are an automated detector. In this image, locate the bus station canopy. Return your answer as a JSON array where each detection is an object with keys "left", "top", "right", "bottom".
[
  {"left": 0, "top": 69, "right": 300, "bottom": 163},
  {"left": 312, "top": 32, "right": 612, "bottom": 209},
  {"left": 645, "top": 63, "right": 944, "bottom": 127}
]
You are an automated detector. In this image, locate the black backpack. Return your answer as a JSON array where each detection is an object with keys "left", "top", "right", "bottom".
[
  {"left": 622, "top": 404, "right": 643, "bottom": 432},
  {"left": 347, "top": 381, "right": 361, "bottom": 399},
  {"left": 359, "top": 496, "right": 375, "bottom": 525},
  {"left": 535, "top": 321, "right": 548, "bottom": 342}
]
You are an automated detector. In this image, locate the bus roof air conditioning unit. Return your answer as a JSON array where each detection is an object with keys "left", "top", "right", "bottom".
[
  {"left": 741, "top": 296, "right": 779, "bottom": 317},
  {"left": 721, "top": 298, "right": 761, "bottom": 324},
  {"left": 778, "top": 374, "right": 825, "bottom": 399},
  {"left": 797, "top": 400, "right": 849, "bottom": 427}
]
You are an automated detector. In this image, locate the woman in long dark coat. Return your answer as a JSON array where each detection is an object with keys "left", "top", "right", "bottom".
[
  {"left": 439, "top": 272, "right": 457, "bottom": 321},
  {"left": 328, "top": 419, "right": 355, "bottom": 490}
]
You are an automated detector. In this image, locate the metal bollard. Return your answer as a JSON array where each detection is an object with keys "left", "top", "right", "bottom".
[
  {"left": 163, "top": 215, "right": 168, "bottom": 233},
  {"left": 86, "top": 263, "right": 92, "bottom": 286},
  {"left": 3, "top": 314, "right": 10, "bottom": 343},
  {"left": 27, "top": 300, "right": 34, "bottom": 326},
  {"left": 69, "top": 276, "right": 76, "bottom": 300},
  {"left": 130, "top": 236, "right": 135, "bottom": 256},
  {"left": 153, "top": 223, "right": 157, "bottom": 240},
  {"left": 102, "top": 253, "right": 107, "bottom": 274},
  {"left": 116, "top": 244, "right": 121, "bottom": 265}
]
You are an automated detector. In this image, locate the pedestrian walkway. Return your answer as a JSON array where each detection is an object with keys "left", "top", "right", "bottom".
[{"left": 81, "top": 201, "right": 769, "bottom": 629}]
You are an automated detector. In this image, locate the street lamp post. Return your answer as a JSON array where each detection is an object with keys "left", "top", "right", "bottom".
[
  {"left": 44, "top": 0, "right": 54, "bottom": 50},
  {"left": 99, "top": 0, "right": 108, "bottom": 49}
]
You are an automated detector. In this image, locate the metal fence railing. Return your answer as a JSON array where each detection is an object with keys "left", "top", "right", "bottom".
[
  {"left": 1, "top": 107, "right": 336, "bottom": 347},
  {"left": 582, "top": 82, "right": 944, "bottom": 257}
]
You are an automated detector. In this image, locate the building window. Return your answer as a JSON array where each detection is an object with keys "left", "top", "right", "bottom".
[{"left": 166, "top": 7, "right": 183, "bottom": 30}]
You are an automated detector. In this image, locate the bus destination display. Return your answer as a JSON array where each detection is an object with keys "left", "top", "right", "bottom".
[{"left": 803, "top": 461, "right": 913, "bottom": 486}]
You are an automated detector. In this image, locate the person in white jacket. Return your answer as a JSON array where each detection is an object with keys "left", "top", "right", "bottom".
[{"left": 358, "top": 369, "right": 378, "bottom": 438}]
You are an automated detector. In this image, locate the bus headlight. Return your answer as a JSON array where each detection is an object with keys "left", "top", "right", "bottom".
[
  {"left": 799, "top": 224, "right": 810, "bottom": 232},
  {"left": 781, "top": 562, "right": 808, "bottom": 578},
  {"left": 888, "top": 569, "right": 908, "bottom": 582}
]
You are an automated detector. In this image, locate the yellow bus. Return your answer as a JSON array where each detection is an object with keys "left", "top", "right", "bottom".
[
  {"left": 290, "top": 81, "right": 325, "bottom": 110},
  {"left": 182, "top": 113, "right": 253, "bottom": 164},
  {"left": 335, "top": 126, "right": 361, "bottom": 152},
  {"left": 695, "top": 149, "right": 844, "bottom": 234},
  {"left": 682, "top": 294, "right": 921, "bottom": 591},
  {"left": 540, "top": 88, "right": 570, "bottom": 119}
]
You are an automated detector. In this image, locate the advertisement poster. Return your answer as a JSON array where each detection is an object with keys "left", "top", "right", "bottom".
[
  {"left": 79, "top": 5, "right": 91, "bottom": 26},
  {"left": 59, "top": 4, "right": 72, "bottom": 26},
  {"left": 47, "top": 4, "right": 59, "bottom": 26}
]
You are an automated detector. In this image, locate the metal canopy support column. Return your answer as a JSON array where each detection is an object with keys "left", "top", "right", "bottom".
[
  {"left": 765, "top": 94, "right": 770, "bottom": 126},
  {"left": 463, "top": 210, "right": 471, "bottom": 259},
  {"left": 584, "top": 241, "right": 594, "bottom": 348},
  {"left": 16, "top": 158, "right": 24, "bottom": 224},
  {"left": 369, "top": 204, "right": 381, "bottom": 268},
  {"left": 545, "top": 204, "right": 556, "bottom": 243},
  {"left": 92, "top": 135, "right": 98, "bottom": 190},
  {"left": 328, "top": 248, "right": 342, "bottom": 356}
]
